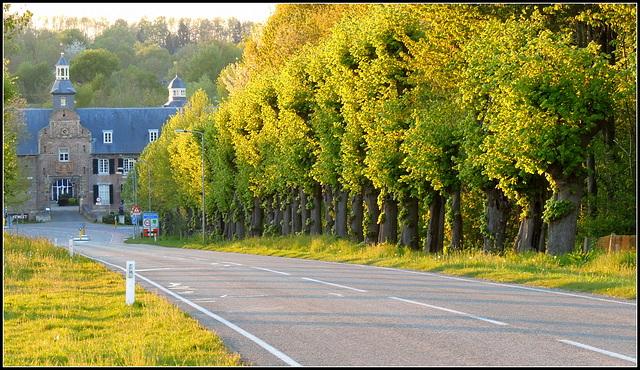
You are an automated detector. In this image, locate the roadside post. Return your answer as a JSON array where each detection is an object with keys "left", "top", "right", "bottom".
[
  {"left": 68, "top": 239, "right": 74, "bottom": 257},
  {"left": 126, "top": 261, "right": 135, "bottom": 305}
]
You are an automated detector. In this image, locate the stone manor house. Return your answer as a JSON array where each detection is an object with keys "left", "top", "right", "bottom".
[{"left": 11, "top": 53, "right": 187, "bottom": 221}]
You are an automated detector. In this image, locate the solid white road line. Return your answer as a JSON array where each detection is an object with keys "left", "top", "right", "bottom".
[
  {"left": 558, "top": 339, "right": 636, "bottom": 364},
  {"left": 388, "top": 296, "right": 508, "bottom": 326},
  {"left": 84, "top": 255, "right": 302, "bottom": 367},
  {"left": 301, "top": 277, "right": 368, "bottom": 292}
]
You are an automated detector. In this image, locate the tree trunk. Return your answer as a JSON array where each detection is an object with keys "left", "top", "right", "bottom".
[
  {"left": 234, "top": 196, "right": 245, "bottom": 240},
  {"left": 250, "top": 196, "right": 264, "bottom": 237},
  {"left": 425, "top": 192, "right": 445, "bottom": 253},
  {"left": 363, "top": 183, "right": 380, "bottom": 245},
  {"left": 334, "top": 184, "right": 348, "bottom": 238},
  {"left": 323, "top": 185, "right": 334, "bottom": 235},
  {"left": 400, "top": 193, "right": 420, "bottom": 250},
  {"left": 482, "top": 186, "right": 511, "bottom": 253},
  {"left": 291, "top": 187, "right": 302, "bottom": 234},
  {"left": 513, "top": 194, "right": 545, "bottom": 253},
  {"left": 300, "top": 188, "right": 310, "bottom": 235},
  {"left": 349, "top": 192, "right": 364, "bottom": 243},
  {"left": 378, "top": 192, "right": 398, "bottom": 244},
  {"left": 586, "top": 153, "right": 597, "bottom": 217},
  {"left": 265, "top": 195, "right": 275, "bottom": 236},
  {"left": 546, "top": 175, "right": 584, "bottom": 255},
  {"left": 449, "top": 188, "right": 463, "bottom": 251},
  {"left": 310, "top": 182, "right": 323, "bottom": 235},
  {"left": 282, "top": 193, "right": 291, "bottom": 236}
]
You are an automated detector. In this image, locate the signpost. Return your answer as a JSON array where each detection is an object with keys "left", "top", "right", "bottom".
[
  {"left": 131, "top": 205, "right": 141, "bottom": 239},
  {"left": 143, "top": 212, "right": 159, "bottom": 237}
]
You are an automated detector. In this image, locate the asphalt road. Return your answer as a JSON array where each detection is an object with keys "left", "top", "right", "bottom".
[{"left": 5, "top": 211, "right": 637, "bottom": 366}]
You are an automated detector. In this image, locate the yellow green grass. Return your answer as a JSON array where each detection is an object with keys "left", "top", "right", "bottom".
[
  {"left": 133, "top": 233, "right": 636, "bottom": 300},
  {"left": 3, "top": 233, "right": 245, "bottom": 366}
]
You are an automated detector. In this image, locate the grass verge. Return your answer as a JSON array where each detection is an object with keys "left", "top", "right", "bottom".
[
  {"left": 3, "top": 233, "right": 245, "bottom": 366},
  {"left": 129, "top": 233, "right": 636, "bottom": 300}
]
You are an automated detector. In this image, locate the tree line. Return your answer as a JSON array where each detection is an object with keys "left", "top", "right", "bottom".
[
  {"left": 3, "top": 11, "right": 253, "bottom": 108},
  {"left": 132, "top": 4, "right": 636, "bottom": 256}
]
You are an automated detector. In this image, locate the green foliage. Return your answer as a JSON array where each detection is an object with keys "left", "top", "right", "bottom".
[
  {"left": 542, "top": 199, "right": 575, "bottom": 223},
  {"left": 71, "top": 48, "right": 121, "bottom": 84}
]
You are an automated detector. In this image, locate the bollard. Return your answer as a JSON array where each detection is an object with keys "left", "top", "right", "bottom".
[
  {"left": 69, "top": 239, "right": 74, "bottom": 257},
  {"left": 115, "top": 218, "right": 117, "bottom": 228},
  {"left": 126, "top": 261, "right": 135, "bottom": 305},
  {"left": 55, "top": 238, "right": 57, "bottom": 247}
]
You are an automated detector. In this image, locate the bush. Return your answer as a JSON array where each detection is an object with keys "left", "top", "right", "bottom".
[{"left": 102, "top": 213, "right": 132, "bottom": 225}]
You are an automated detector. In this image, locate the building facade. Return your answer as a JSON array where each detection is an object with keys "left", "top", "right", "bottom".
[{"left": 12, "top": 53, "right": 187, "bottom": 221}]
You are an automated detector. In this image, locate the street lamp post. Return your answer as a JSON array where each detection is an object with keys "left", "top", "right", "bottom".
[{"left": 175, "top": 129, "right": 205, "bottom": 244}]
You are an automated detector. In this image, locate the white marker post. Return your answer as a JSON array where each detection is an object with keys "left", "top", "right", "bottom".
[
  {"left": 68, "top": 239, "right": 74, "bottom": 257},
  {"left": 126, "top": 261, "right": 135, "bottom": 305}
]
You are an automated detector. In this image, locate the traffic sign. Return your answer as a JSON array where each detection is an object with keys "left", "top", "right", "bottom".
[
  {"left": 96, "top": 197, "right": 102, "bottom": 203},
  {"left": 131, "top": 205, "right": 140, "bottom": 213}
]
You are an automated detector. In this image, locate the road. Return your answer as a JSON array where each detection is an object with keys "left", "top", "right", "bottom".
[{"left": 5, "top": 210, "right": 637, "bottom": 366}]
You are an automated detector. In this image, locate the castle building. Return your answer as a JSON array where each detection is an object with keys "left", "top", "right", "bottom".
[{"left": 12, "top": 53, "right": 187, "bottom": 221}]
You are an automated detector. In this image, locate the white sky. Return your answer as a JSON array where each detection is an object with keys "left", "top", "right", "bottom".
[{"left": 7, "top": 3, "right": 278, "bottom": 26}]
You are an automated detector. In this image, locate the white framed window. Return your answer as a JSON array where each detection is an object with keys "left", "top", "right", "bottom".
[
  {"left": 61, "top": 96, "right": 66, "bottom": 107},
  {"left": 123, "top": 158, "right": 135, "bottom": 174},
  {"left": 149, "top": 129, "right": 159, "bottom": 143},
  {"left": 98, "top": 184, "right": 110, "bottom": 205},
  {"left": 98, "top": 159, "right": 109, "bottom": 174},
  {"left": 103, "top": 130, "right": 113, "bottom": 144},
  {"left": 58, "top": 147, "right": 69, "bottom": 162}
]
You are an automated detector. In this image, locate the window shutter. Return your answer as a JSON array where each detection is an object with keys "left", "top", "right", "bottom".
[
  {"left": 93, "top": 159, "right": 98, "bottom": 174},
  {"left": 109, "top": 159, "right": 115, "bottom": 174},
  {"left": 118, "top": 158, "right": 123, "bottom": 168},
  {"left": 109, "top": 184, "right": 114, "bottom": 204},
  {"left": 93, "top": 185, "right": 99, "bottom": 204}
]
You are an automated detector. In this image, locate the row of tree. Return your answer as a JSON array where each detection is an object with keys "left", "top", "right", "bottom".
[
  {"left": 4, "top": 13, "right": 252, "bottom": 107},
  {"left": 129, "top": 4, "right": 633, "bottom": 255}
]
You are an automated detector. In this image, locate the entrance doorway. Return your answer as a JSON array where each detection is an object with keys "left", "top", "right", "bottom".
[{"left": 51, "top": 178, "right": 75, "bottom": 202}]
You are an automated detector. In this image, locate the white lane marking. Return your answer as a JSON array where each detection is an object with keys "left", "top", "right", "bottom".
[
  {"left": 301, "top": 277, "right": 368, "bottom": 292},
  {"left": 558, "top": 339, "right": 636, "bottom": 363},
  {"left": 137, "top": 268, "right": 175, "bottom": 272},
  {"left": 222, "top": 261, "right": 243, "bottom": 266},
  {"left": 85, "top": 255, "right": 302, "bottom": 367},
  {"left": 250, "top": 266, "right": 291, "bottom": 275},
  {"left": 389, "top": 296, "right": 508, "bottom": 326},
  {"left": 367, "top": 266, "right": 635, "bottom": 306}
]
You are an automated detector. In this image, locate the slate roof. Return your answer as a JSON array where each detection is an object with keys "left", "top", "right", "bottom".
[
  {"left": 168, "top": 75, "right": 187, "bottom": 89},
  {"left": 50, "top": 79, "right": 76, "bottom": 94},
  {"left": 17, "top": 107, "right": 180, "bottom": 156}
]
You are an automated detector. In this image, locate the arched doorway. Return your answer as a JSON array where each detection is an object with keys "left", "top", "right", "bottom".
[{"left": 51, "top": 178, "right": 75, "bottom": 202}]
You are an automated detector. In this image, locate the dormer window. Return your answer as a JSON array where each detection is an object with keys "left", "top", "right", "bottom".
[
  {"left": 103, "top": 130, "right": 113, "bottom": 144},
  {"left": 149, "top": 129, "right": 159, "bottom": 143}
]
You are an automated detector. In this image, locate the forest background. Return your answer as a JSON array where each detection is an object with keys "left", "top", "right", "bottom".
[{"left": 4, "top": 4, "right": 637, "bottom": 257}]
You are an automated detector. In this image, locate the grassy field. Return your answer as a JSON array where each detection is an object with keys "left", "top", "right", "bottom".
[
  {"left": 130, "top": 233, "right": 637, "bottom": 300},
  {"left": 3, "top": 233, "right": 245, "bottom": 366}
]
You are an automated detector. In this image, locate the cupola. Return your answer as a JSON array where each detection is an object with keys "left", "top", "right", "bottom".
[
  {"left": 50, "top": 52, "right": 76, "bottom": 110},
  {"left": 163, "top": 75, "right": 187, "bottom": 108},
  {"left": 163, "top": 62, "right": 187, "bottom": 108}
]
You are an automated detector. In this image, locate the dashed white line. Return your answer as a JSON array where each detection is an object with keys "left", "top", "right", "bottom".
[
  {"left": 389, "top": 296, "right": 508, "bottom": 326},
  {"left": 250, "top": 266, "right": 291, "bottom": 275},
  {"left": 301, "top": 277, "right": 368, "bottom": 292},
  {"left": 558, "top": 339, "right": 636, "bottom": 364}
]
